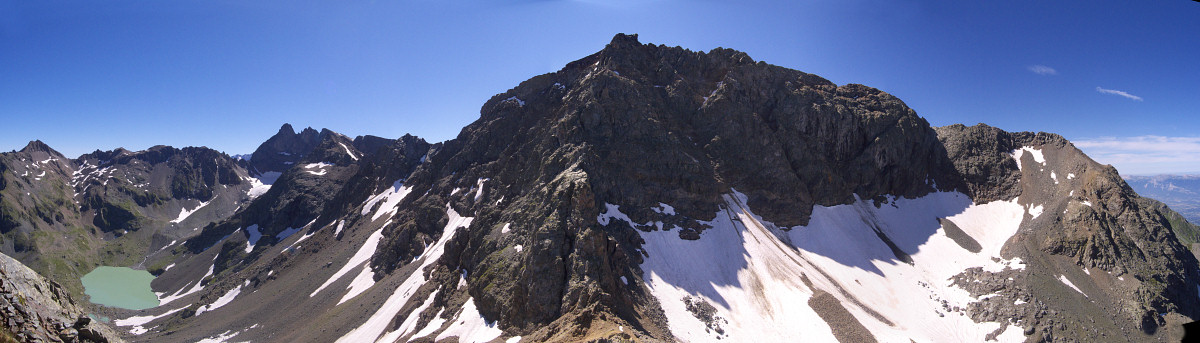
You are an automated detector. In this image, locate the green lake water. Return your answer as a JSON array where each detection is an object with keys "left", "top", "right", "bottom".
[{"left": 80, "top": 266, "right": 159, "bottom": 310}]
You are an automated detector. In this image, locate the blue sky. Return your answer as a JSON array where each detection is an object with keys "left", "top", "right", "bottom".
[{"left": 2, "top": 0, "right": 1197, "bottom": 175}]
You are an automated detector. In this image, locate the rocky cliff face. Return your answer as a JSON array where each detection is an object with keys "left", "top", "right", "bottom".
[
  {"left": 248, "top": 124, "right": 326, "bottom": 175},
  {"left": 0, "top": 252, "right": 123, "bottom": 343}
]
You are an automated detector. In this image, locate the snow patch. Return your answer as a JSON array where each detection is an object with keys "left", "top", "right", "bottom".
[
  {"left": 435, "top": 297, "right": 503, "bottom": 343},
  {"left": 340, "top": 266, "right": 378, "bottom": 305},
  {"left": 362, "top": 180, "right": 414, "bottom": 222},
  {"left": 245, "top": 225, "right": 262, "bottom": 253},
  {"left": 1057, "top": 275, "right": 1087, "bottom": 297},
  {"left": 195, "top": 281, "right": 245, "bottom": 316},
  {"left": 513, "top": 245, "right": 523, "bottom": 253},
  {"left": 1067, "top": 173, "right": 1076, "bottom": 179},
  {"left": 505, "top": 96, "right": 526, "bottom": 106},
  {"left": 597, "top": 203, "right": 634, "bottom": 226},
  {"left": 246, "top": 171, "right": 281, "bottom": 199},
  {"left": 339, "top": 142, "right": 359, "bottom": 160},
  {"left": 276, "top": 226, "right": 302, "bottom": 241},
  {"left": 474, "top": 178, "right": 488, "bottom": 202},
  {"left": 304, "top": 162, "right": 334, "bottom": 176},
  {"left": 334, "top": 220, "right": 346, "bottom": 236},
  {"left": 1028, "top": 204, "right": 1044, "bottom": 219},
  {"left": 620, "top": 276, "right": 628, "bottom": 285},
  {"left": 653, "top": 203, "right": 677, "bottom": 216},
  {"left": 1014, "top": 299, "right": 1027, "bottom": 305},
  {"left": 115, "top": 306, "right": 187, "bottom": 327},
  {"left": 312, "top": 228, "right": 386, "bottom": 297},
  {"left": 171, "top": 199, "right": 212, "bottom": 224},
  {"left": 1050, "top": 171, "right": 1058, "bottom": 184},
  {"left": 1011, "top": 146, "right": 1046, "bottom": 171},
  {"left": 501, "top": 223, "right": 511, "bottom": 234}
]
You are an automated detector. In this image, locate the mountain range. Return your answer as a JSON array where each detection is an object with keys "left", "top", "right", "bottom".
[{"left": 1, "top": 33, "right": 1198, "bottom": 343}]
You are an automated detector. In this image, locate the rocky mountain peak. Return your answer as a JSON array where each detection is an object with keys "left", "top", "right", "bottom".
[
  {"left": 249, "top": 124, "right": 328, "bottom": 174},
  {"left": 18, "top": 140, "right": 61, "bottom": 157}
]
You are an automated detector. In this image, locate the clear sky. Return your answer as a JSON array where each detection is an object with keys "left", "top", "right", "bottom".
[{"left": 2, "top": 0, "right": 1197, "bottom": 175}]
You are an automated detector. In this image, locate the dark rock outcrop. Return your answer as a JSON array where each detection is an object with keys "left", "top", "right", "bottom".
[{"left": 0, "top": 252, "right": 123, "bottom": 343}]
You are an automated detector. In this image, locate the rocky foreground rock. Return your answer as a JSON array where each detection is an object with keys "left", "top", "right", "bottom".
[{"left": 0, "top": 252, "right": 123, "bottom": 343}]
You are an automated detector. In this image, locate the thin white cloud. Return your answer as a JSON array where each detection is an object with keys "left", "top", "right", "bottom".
[
  {"left": 1075, "top": 136, "right": 1200, "bottom": 175},
  {"left": 1095, "top": 86, "right": 1143, "bottom": 101},
  {"left": 1027, "top": 65, "right": 1057, "bottom": 75}
]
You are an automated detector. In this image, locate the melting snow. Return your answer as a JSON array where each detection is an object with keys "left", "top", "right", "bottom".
[
  {"left": 1028, "top": 204, "right": 1044, "bottom": 219},
  {"left": 276, "top": 226, "right": 302, "bottom": 241},
  {"left": 304, "top": 162, "right": 333, "bottom": 176},
  {"left": 505, "top": 96, "right": 526, "bottom": 106},
  {"left": 114, "top": 306, "right": 187, "bottom": 328},
  {"left": 362, "top": 180, "right": 414, "bottom": 222},
  {"left": 195, "top": 281, "right": 246, "bottom": 316},
  {"left": 334, "top": 220, "right": 346, "bottom": 236},
  {"left": 312, "top": 228, "right": 386, "bottom": 297},
  {"left": 376, "top": 290, "right": 440, "bottom": 343},
  {"left": 158, "top": 255, "right": 218, "bottom": 306},
  {"left": 435, "top": 297, "right": 503, "bottom": 343},
  {"left": 246, "top": 172, "right": 281, "bottom": 199},
  {"left": 652, "top": 203, "right": 676, "bottom": 216},
  {"left": 339, "top": 142, "right": 359, "bottom": 161},
  {"left": 245, "top": 225, "right": 262, "bottom": 253},
  {"left": 1057, "top": 275, "right": 1086, "bottom": 297},
  {"left": 474, "top": 178, "right": 488, "bottom": 202},
  {"left": 637, "top": 190, "right": 1027, "bottom": 342},
  {"left": 1011, "top": 146, "right": 1046, "bottom": 171},
  {"left": 336, "top": 206, "right": 475, "bottom": 343}
]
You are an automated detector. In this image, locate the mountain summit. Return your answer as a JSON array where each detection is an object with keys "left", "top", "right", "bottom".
[{"left": 2, "top": 34, "right": 1198, "bottom": 343}]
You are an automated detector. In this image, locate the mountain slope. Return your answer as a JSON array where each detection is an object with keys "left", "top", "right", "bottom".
[
  {"left": 72, "top": 34, "right": 1200, "bottom": 343},
  {"left": 0, "top": 141, "right": 257, "bottom": 297},
  {"left": 1125, "top": 174, "right": 1200, "bottom": 223}
]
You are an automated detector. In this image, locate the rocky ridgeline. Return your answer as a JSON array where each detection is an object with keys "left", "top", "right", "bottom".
[{"left": 0, "top": 252, "right": 122, "bottom": 343}]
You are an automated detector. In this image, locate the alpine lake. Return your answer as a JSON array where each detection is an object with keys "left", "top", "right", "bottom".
[{"left": 80, "top": 266, "right": 159, "bottom": 310}]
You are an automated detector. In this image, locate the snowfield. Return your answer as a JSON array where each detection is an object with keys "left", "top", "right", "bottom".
[{"left": 631, "top": 190, "right": 1030, "bottom": 343}]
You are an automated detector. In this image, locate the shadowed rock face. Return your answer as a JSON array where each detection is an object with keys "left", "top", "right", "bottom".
[{"left": 248, "top": 124, "right": 326, "bottom": 175}]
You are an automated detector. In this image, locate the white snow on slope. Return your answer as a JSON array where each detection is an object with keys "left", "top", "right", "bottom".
[
  {"left": 245, "top": 225, "right": 262, "bottom": 254},
  {"left": 157, "top": 255, "right": 218, "bottom": 306},
  {"left": 195, "top": 281, "right": 246, "bottom": 316},
  {"left": 636, "top": 191, "right": 1026, "bottom": 343},
  {"left": 339, "top": 142, "right": 359, "bottom": 160},
  {"left": 1029, "top": 204, "right": 1044, "bottom": 219},
  {"left": 115, "top": 306, "right": 187, "bottom": 327},
  {"left": 1011, "top": 146, "right": 1046, "bottom": 171},
  {"left": 363, "top": 180, "right": 414, "bottom": 222},
  {"left": 376, "top": 290, "right": 440, "bottom": 343},
  {"left": 336, "top": 206, "right": 475, "bottom": 343},
  {"left": 474, "top": 178, "right": 488, "bottom": 202},
  {"left": 1051, "top": 171, "right": 1058, "bottom": 184},
  {"left": 435, "top": 297, "right": 503, "bottom": 343},
  {"left": 1058, "top": 275, "right": 1087, "bottom": 297},
  {"left": 246, "top": 171, "right": 281, "bottom": 199},
  {"left": 305, "top": 162, "right": 334, "bottom": 175},
  {"left": 171, "top": 199, "right": 212, "bottom": 224},
  {"left": 312, "top": 227, "right": 387, "bottom": 297}
]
